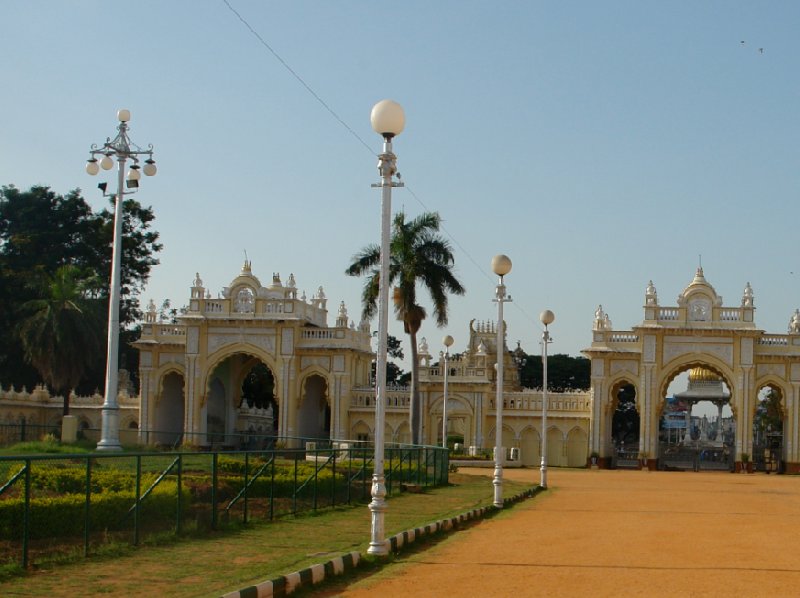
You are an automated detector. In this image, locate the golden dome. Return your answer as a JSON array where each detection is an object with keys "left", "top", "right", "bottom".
[{"left": 688, "top": 367, "right": 722, "bottom": 382}]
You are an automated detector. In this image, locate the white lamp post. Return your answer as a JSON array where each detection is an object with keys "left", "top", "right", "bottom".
[
  {"left": 441, "top": 335, "right": 454, "bottom": 449},
  {"left": 539, "top": 309, "right": 555, "bottom": 488},
  {"left": 368, "top": 99, "right": 405, "bottom": 556},
  {"left": 86, "top": 109, "right": 157, "bottom": 451},
  {"left": 491, "top": 254, "right": 512, "bottom": 508}
]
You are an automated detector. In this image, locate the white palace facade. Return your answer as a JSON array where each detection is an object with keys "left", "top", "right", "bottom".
[{"left": 4, "top": 263, "right": 800, "bottom": 473}]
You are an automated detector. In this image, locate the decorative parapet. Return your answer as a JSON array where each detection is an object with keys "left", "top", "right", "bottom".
[
  {"left": 489, "top": 390, "right": 592, "bottom": 416},
  {"left": 0, "top": 384, "right": 138, "bottom": 407},
  {"left": 350, "top": 387, "right": 411, "bottom": 410},
  {"left": 297, "top": 327, "right": 372, "bottom": 352}
]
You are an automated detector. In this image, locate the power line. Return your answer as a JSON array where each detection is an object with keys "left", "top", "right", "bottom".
[{"left": 221, "top": 0, "right": 537, "bottom": 328}]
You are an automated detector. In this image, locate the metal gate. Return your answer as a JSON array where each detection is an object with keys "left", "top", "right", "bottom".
[
  {"left": 658, "top": 443, "right": 733, "bottom": 472},
  {"left": 753, "top": 431, "right": 782, "bottom": 473}
]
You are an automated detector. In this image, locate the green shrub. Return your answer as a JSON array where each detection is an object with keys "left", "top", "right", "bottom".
[{"left": 0, "top": 483, "right": 189, "bottom": 539}]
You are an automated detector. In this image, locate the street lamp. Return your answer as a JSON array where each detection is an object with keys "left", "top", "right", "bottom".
[
  {"left": 441, "top": 335, "right": 454, "bottom": 449},
  {"left": 368, "top": 99, "right": 404, "bottom": 556},
  {"left": 86, "top": 109, "right": 157, "bottom": 451},
  {"left": 539, "top": 309, "right": 555, "bottom": 488},
  {"left": 491, "top": 254, "right": 512, "bottom": 508}
]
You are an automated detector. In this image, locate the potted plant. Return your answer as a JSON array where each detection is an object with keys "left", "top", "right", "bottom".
[
  {"left": 740, "top": 453, "right": 751, "bottom": 473},
  {"left": 589, "top": 451, "right": 599, "bottom": 469}
]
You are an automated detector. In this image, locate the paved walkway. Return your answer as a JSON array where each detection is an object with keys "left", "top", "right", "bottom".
[{"left": 331, "top": 468, "right": 800, "bottom": 597}]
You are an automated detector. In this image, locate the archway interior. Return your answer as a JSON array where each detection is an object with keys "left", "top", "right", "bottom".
[
  {"left": 207, "top": 354, "right": 277, "bottom": 447},
  {"left": 753, "top": 384, "right": 784, "bottom": 472},
  {"left": 241, "top": 362, "right": 278, "bottom": 433},
  {"left": 660, "top": 365, "right": 734, "bottom": 471},
  {"left": 611, "top": 382, "right": 639, "bottom": 456},
  {"left": 297, "top": 375, "right": 330, "bottom": 441},
  {"left": 156, "top": 372, "right": 185, "bottom": 446}
]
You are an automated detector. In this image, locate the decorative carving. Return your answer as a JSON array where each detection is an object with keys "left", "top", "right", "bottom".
[
  {"left": 235, "top": 287, "right": 255, "bottom": 313},
  {"left": 301, "top": 356, "right": 331, "bottom": 370},
  {"left": 742, "top": 282, "right": 754, "bottom": 307},
  {"left": 610, "top": 360, "right": 639, "bottom": 377},
  {"left": 592, "top": 359, "right": 605, "bottom": 377},
  {"left": 187, "top": 327, "right": 199, "bottom": 354},
  {"left": 333, "top": 355, "right": 345, "bottom": 372},
  {"left": 757, "top": 364, "right": 784, "bottom": 378},
  {"left": 662, "top": 341, "right": 733, "bottom": 366},
  {"left": 643, "top": 335, "right": 656, "bottom": 363},
  {"left": 158, "top": 353, "right": 183, "bottom": 366},
  {"left": 740, "top": 337, "right": 753, "bottom": 365},
  {"left": 281, "top": 328, "right": 294, "bottom": 356},
  {"left": 645, "top": 280, "right": 658, "bottom": 306}
]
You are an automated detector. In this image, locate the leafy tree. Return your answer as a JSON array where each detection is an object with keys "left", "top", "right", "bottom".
[
  {"left": 0, "top": 185, "right": 162, "bottom": 393},
  {"left": 370, "top": 334, "right": 406, "bottom": 385},
  {"left": 16, "top": 265, "right": 103, "bottom": 414},
  {"left": 346, "top": 211, "right": 465, "bottom": 444},
  {"left": 518, "top": 351, "right": 590, "bottom": 391}
]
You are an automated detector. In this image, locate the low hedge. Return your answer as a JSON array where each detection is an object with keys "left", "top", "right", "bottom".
[{"left": 0, "top": 482, "right": 189, "bottom": 539}]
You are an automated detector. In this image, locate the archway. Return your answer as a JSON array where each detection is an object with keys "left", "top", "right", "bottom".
[
  {"left": 206, "top": 353, "right": 277, "bottom": 447},
  {"left": 610, "top": 381, "right": 639, "bottom": 466},
  {"left": 546, "top": 428, "right": 563, "bottom": 466},
  {"left": 520, "top": 427, "right": 541, "bottom": 467},
  {"left": 156, "top": 371, "right": 184, "bottom": 446},
  {"left": 566, "top": 427, "right": 588, "bottom": 467},
  {"left": 659, "top": 365, "right": 734, "bottom": 471},
  {"left": 297, "top": 374, "right": 330, "bottom": 441},
  {"left": 753, "top": 384, "right": 784, "bottom": 473}
]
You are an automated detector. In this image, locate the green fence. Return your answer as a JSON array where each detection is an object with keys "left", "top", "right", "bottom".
[{"left": 0, "top": 444, "right": 448, "bottom": 570}]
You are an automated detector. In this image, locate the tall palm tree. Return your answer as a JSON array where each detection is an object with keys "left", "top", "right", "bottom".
[
  {"left": 16, "top": 265, "right": 103, "bottom": 416},
  {"left": 346, "top": 211, "right": 465, "bottom": 445}
]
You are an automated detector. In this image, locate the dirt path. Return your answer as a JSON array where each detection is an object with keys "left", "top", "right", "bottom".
[{"left": 331, "top": 468, "right": 800, "bottom": 597}]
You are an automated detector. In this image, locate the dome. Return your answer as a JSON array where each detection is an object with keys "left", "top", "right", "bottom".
[{"left": 688, "top": 367, "right": 722, "bottom": 382}]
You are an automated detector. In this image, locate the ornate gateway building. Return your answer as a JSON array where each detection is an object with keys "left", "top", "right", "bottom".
[
  {"left": 131, "top": 262, "right": 590, "bottom": 467},
  {"left": 6, "top": 263, "right": 799, "bottom": 474},
  {"left": 584, "top": 267, "right": 800, "bottom": 473}
]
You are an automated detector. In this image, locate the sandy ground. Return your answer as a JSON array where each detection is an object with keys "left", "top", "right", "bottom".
[{"left": 330, "top": 468, "right": 800, "bottom": 597}]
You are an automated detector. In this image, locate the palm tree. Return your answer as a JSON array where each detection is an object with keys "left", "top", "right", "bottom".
[
  {"left": 16, "top": 265, "right": 103, "bottom": 415},
  {"left": 346, "top": 211, "right": 465, "bottom": 444}
]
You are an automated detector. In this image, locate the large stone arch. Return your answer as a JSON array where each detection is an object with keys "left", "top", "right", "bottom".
[
  {"left": 519, "top": 425, "right": 541, "bottom": 467},
  {"left": 429, "top": 394, "right": 473, "bottom": 447},
  {"left": 566, "top": 426, "right": 588, "bottom": 467},
  {"left": 297, "top": 372, "right": 330, "bottom": 441},
  {"left": 203, "top": 345, "right": 280, "bottom": 408},
  {"left": 154, "top": 370, "right": 185, "bottom": 446},
  {"left": 657, "top": 356, "right": 735, "bottom": 415}
]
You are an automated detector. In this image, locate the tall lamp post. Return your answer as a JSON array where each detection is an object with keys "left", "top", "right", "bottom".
[
  {"left": 539, "top": 309, "right": 555, "bottom": 488},
  {"left": 86, "top": 109, "right": 157, "bottom": 451},
  {"left": 368, "top": 99, "right": 405, "bottom": 556},
  {"left": 491, "top": 254, "right": 512, "bottom": 508},
  {"left": 441, "top": 335, "right": 454, "bottom": 449}
]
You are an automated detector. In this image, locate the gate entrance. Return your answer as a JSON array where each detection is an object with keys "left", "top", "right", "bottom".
[
  {"left": 753, "top": 386, "right": 784, "bottom": 473},
  {"left": 659, "top": 367, "right": 734, "bottom": 471}
]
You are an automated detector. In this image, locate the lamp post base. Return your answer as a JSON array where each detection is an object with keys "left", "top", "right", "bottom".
[
  {"left": 367, "top": 474, "right": 389, "bottom": 556},
  {"left": 96, "top": 407, "right": 122, "bottom": 451},
  {"left": 492, "top": 463, "right": 504, "bottom": 508}
]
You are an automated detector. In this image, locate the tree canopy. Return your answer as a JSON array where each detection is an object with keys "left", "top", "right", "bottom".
[
  {"left": 0, "top": 185, "right": 162, "bottom": 394},
  {"left": 346, "top": 211, "right": 465, "bottom": 444}
]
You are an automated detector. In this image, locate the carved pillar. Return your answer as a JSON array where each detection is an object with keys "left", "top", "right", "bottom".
[
  {"left": 184, "top": 355, "right": 197, "bottom": 441},
  {"left": 138, "top": 366, "right": 152, "bottom": 445}
]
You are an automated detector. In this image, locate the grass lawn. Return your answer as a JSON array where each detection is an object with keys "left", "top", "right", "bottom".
[{"left": 0, "top": 470, "right": 535, "bottom": 597}]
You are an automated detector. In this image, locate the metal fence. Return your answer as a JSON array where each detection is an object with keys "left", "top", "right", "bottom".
[{"left": 0, "top": 443, "right": 448, "bottom": 570}]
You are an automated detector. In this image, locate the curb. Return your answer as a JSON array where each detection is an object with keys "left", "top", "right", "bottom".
[{"left": 221, "top": 486, "right": 541, "bottom": 597}]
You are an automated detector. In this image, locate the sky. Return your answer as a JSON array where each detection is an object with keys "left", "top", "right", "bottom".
[{"left": 2, "top": 1, "right": 800, "bottom": 370}]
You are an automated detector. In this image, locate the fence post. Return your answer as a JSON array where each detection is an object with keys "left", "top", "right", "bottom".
[
  {"left": 176, "top": 453, "right": 183, "bottom": 534},
  {"left": 211, "top": 452, "right": 218, "bottom": 530},
  {"left": 84, "top": 456, "right": 92, "bottom": 557},
  {"left": 22, "top": 459, "right": 30, "bottom": 569},
  {"left": 331, "top": 447, "right": 336, "bottom": 508},
  {"left": 134, "top": 455, "right": 141, "bottom": 546},
  {"left": 269, "top": 450, "right": 275, "bottom": 521},
  {"left": 293, "top": 453, "right": 298, "bottom": 515},
  {"left": 313, "top": 447, "right": 318, "bottom": 512},
  {"left": 243, "top": 452, "right": 249, "bottom": 524}
]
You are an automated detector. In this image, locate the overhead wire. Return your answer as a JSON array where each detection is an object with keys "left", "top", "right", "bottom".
[{"left": 221, "top": 0, "right": 538, "bottom": 328}]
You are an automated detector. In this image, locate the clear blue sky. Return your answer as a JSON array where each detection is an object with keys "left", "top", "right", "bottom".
[{"left": 2, "top": 1, "right": 799, "bottom": 363}]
